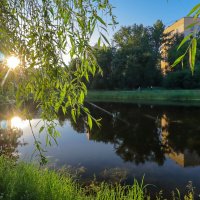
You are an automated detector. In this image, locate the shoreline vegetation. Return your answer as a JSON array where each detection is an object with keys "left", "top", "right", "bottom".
[
  {"left": 2, "top": 89, "right": 200, "bottom": 106},
  {"left": 0, "top": 156, "right": 195, "bottom": 200},
  {"left": 87, "top": 90, "right": 200, "bottom": 105}
]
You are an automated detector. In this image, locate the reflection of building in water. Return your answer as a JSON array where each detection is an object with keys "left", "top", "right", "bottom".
[
  {"left": 161, "top": 114, "right": 200, "bottom": 167},
  {"left": 167, "top": 149, "right": 200, "bottom": 167}
]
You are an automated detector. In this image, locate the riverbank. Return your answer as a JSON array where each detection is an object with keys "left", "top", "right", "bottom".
[
  {"left": 0, "top": 156, "right": 146, "bottom": 200},
  {"left": 0, "top": 156, "right": 195, "bottom": 200},
  {"left": 87, "top": 90, "right": 200, "bottom": 105}
]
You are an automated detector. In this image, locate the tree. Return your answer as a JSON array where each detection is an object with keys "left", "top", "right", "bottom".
[
  {"left": 89, "top": 46, "right": 114, "bottom": 89},
  {"left": 111, "top": 22, "right": 163, "bottom": 89},
  {"left": 150, "top": 20, "right": 165, "bottom": 56},
  {"left": 163, "top": 33, "right": 200, "bottom": 89},
  {"left": 0, "top": 0, "right": 115, "bottom": 161},
  {"left": 166, "top": 33, "right": 188, "bottom": 71}
]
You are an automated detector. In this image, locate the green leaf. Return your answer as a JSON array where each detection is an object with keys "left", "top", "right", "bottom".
[
  {"left": 189, "top": 47, "right": 192, "bottom": 72},
  {"left": 87, "top": 115, "right": 92, "bottom": 130},
  {"left": 171, "top": 55, "right": 185, "bottom": 68},
  {"left": 100, "top": 33, "right": 110, "bottom": 45},
  {"left": 95, "top": 15, "right": 106, "bottom": 26},
  {"left": 54, "top": 130, "right": 61, "bottom": 137},
  {"left": 62, "top": 106, "right": 66, "bottom": 114},
  {"left": 71, "top": 109, "right": 76, "bottom": 122},
  {"left": 100, "top": 26, "right": 108, "bottom": 33},
  {"left": 97, "top": 37, "right": 101, "bottom": 47},
  {"left": 194, "top": 9, "right": 200, "bottom": 19},
  {"left": 39, "top": 126, "right": 45, "bottom": 133},
  {"left": 85, "top": 72, "right": 89, "bottom": 82},
  {"left": 46, "top": 135, "right": 50, "bottom": 146},
  {"left": 78, "top": 91, "right": 84, "bottom": 103},
  {"left": 187, "top": 4, "right": 200, "bottom": 16},
  {"left": 190, "top": 38, "right": 197, "bottom": 74},
  {"left": 77, "top": 17, "right": 84, "bottom": 29},
  {"left": 177, "top": 33, "right": 192, "bottom": 50}
]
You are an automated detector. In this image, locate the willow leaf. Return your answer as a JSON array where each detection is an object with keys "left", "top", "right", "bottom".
[
  {"left": 187, "top": 4, "right": 200, "bottom": 16},
  {"left": 177, "top": 33, "right": 192, "bottom": 50},
  {"left": 172, "top": 55, "right": 185, "bottom": 68}
]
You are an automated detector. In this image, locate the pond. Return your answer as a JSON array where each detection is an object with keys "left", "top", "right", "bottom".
[{"left": 1, "top": 102, "right": 200, "bottom": 195}]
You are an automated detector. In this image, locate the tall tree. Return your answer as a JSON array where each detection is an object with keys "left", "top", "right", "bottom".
[
  {"left": 90, "top": 46, "right": 114, "bottom": 89},
  {"left": 112, "top": 22, "right": 163, "bottom": 89},
  {"left": 150, "top": 20, "right": 165, "bottom": 64}
]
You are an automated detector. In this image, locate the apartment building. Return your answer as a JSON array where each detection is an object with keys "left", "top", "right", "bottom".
[{"left": 161, "top": 17, "right": 200, "bottom": 74}]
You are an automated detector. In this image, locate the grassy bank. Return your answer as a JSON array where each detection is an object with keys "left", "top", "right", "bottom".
[
  {"left": 0, "top": 156, "right": 145, "bottom": 200},
  {"left": 87, "top": 90, "right": 200, "bottom": 104},
  {"left": 0, "top": 156, "right": 195, "bottom": 200}
]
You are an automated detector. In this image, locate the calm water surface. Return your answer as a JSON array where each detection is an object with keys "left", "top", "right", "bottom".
[{"left": 1, "top": 102, "right": 200, "bottom": 194}]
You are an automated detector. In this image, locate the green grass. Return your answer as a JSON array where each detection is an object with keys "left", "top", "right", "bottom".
[
  {"left": 0, "top": 156, "right": 195, "bottom": 200},
  {"left": 0, "top": 156, "right": 146, "bottom": 200},
  {"left": 87, "top": 90, "right": 200, "bottom": 105}
]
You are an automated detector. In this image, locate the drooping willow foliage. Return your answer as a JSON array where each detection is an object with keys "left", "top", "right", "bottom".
[
  {"left": 0, "top": 0, "right": 116, "bottom": 162},
  {"left": 172, "top": 4, "right": 200, "bottom": 73}
]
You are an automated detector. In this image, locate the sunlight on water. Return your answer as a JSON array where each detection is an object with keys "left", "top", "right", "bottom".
[{"left": 11, "top": 116, "right": 29, "bottom": 129}]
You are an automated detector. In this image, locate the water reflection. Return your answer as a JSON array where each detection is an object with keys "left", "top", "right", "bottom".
[
  {"left": 11, "top": 116, "right": 29, "bottom": 129},
  {"left": 160, "top": 113, "right": 200, "bottom": 167},
  {"left": 0, "top": 103, "right": 200, "bottom": 192},
  {"left": 1, "top": 103, "right": 200, "bottom": 169},
  {"left": 69, "top": 103, "right": 200, "bottom": 168},
  {"left": 0, "top": 116, "right": 28, "bottom": 159}
]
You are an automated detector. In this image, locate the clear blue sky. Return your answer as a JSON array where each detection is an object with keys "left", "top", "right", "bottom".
[
  {"left": 110, "top": 0, "right": 198, "bottom": 28},
  {"left": 76, "top": 1, "right": 200, "bottom": 60}
]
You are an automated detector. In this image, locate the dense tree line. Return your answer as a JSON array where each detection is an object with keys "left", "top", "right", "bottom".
[{"left": 88, "top": 20, "right": 200, "bottom": 90}]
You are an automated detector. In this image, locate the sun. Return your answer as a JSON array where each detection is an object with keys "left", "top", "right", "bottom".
[{"left": 7, "top": 56, "right": 20, "bottom": 69}]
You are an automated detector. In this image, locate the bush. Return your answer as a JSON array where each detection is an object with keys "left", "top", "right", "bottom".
[{"left": 163, "top": 69, "right": 200, "bottom": 89}]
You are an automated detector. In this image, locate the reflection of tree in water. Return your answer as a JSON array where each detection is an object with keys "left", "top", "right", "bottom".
[
  {"left": 89, "top": 103, "right": 165, "bottom": 165},
  {"left": 0, "top": 103, "right": 37, "bottom": 160},
  {"left": 0, "top": 128, "right": 26, "bottom": 160},
  {"left": 64, "top": 103, "right": 165, "bottom": 165},
  {"left": 66, "top": 103, "right": 200, "bottom": 167},
  {"left": 57, "top": 108, "right": 86, "bottom": 133},
  {"left": 62, "top": 114, "right": 86, "bottom": 133}
]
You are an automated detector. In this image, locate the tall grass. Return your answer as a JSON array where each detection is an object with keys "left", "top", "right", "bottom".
[
  {"left": 0, "top": 156, "right": 147, "bottom": 200},
  {"left": 0, "top": 156, "right": 195, "bottom": 200},
  {"left": 88, "top": 179, "right": 145, "bottom": 200},
  {"left": 0, "top": 157, "right": 84, "bottom": 200}
]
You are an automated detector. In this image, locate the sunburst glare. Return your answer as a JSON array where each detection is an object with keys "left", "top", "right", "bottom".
[
  {"left": 11, "top": 116, "right": 29, "bottom": 129},
  {"left": 7, "top": 56, "right": 20, "bottom": 69}
]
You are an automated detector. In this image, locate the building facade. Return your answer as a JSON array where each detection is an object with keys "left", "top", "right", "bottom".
[{"left": 161, "top": 17, "right": 200, "bottom": 74}]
